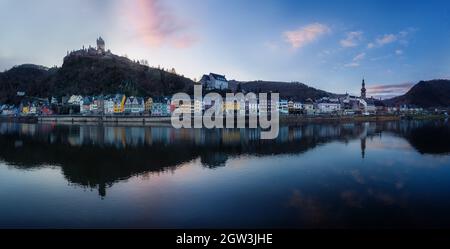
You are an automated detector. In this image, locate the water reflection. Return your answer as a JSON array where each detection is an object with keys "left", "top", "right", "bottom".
[{"left": 0, "top": 120, "right": 448, "bottom": 198}]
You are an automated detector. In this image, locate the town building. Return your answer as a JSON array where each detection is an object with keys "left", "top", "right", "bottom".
[
  {"left": 68, "top": 95, "right": 83, "bottom": 105},
  {"left": 80, "top": 97, "right": 92, "bottom": 114},
  {"left": 152, "top": 97, "right": 171, "bottom": 116},
  {"left": 21, "top": 105, "right": 30, "bottom": 115},
  {"left": 145, "top": 97, "right": 153, "bottom": 114},
  {"left": 224, "top": 99, "right": 241, "bottom": 115},
  {"left": 361, "top": 78, "right": 367, "bottom": 99},
  {"left": 1, "top": 106, "right": 20, "bottom": 116},
  {"left": 303, "top": 99, "right": 315, "bottom": 115},
  {"left": 316, "top": 97, "right": 341, "bottom": 114},
  {"left": 29, "top": 103, "right": 38, "bottom": 115},
  {"left": 247, "top": 100, "right": 258, "bottom": 115},
  {"left": 341, "top": 94, "right": 366, "bottom": 115},
  {"left": 199, "top": 73, "right": 229, "bottom": 90},
  {"left": 193, "top": 98, "right": 203, "bottom": 114},
  {"left": 124, "top": 96, "right": 145, "bottom": 114},
  {"left": 292, "top": 102, "right": 303, "bottom": 114},
  {"left": 113, "top": 94, "right": 126, "bottom": 114},
  {"left": 90, "top": 96, "right": 104, "bottom": 114},
  {"left": 364, "top": 98, "right": 377, "bottom": 114},
  {"left": 40, "top": 105, "right": 53, "bottom": 115},
  {"left": 103, "top": 96, "right": 115, "bottom": 115},
  {"left": 279, "top": 99, "right": 289, "bottom": 114}
]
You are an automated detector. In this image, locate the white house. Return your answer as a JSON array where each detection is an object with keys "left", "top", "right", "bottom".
[
  {"left": 279, "top": 99, "right": 289, "bottom": 114},
  {"left": 365, "top": 99, "right": 377, "bottom": 114},
  {"left": 68, "top": 95, "right": 83, "bottom": 105},
  {"left": 79, "top": 97, "right": 92, "bottom": 114},
  {"left": 29, "top": 105, "right": 37, "bottom": 115},
  {"left": 125, "top": 96, "right": 145, "bottom": 114},
  {"left": 104, "top": 96, "right": 115, "bottom": 114},
  {"left": 193, "top": 99, "right": 203, "bottom": 114},
  {"left": 293, "top": 102, "right": 303, "bottom": 110},
  {"left": 317, "top": 98, "right": 341, "bottom": 114},
  {"left": 303, "top": 99, "right": 315, "bottom": 115},
  {"left": 50, "top": 96, "right": 58, "bottom": 105},
  {"left": 200, "top": 73, "right": 229, "bottom": 90},
  {"left": 341, "top": 94, "right": 367, "bottom": 114},
  {"left": 248, "top": 101, "right": 258, "bottom": 115}
]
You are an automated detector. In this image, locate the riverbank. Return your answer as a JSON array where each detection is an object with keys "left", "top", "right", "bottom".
[
  {"left": 279, "top": 114, "right": 401, "bottom": 124},
  {"left": 0, "top": 114, "right": 446, "bottom": 125},
  {"left": 37, "top": 115, "right": 172, "bottom": 124}
]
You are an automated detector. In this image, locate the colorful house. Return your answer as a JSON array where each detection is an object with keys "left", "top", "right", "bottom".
[
  {"left": 113, "top": 94, "right": 126, "bottom": 114},
  {"left": 1, "top": 106, "right": 19, "bottom": 116},
  {"left": 124, "top": 96, "right": 145, "bottom": 114},
  {"left": 151, "top": 97, "right": 171, "bottom": 116},
  {"left": 303, "top": 99, "right": 315, "bottom": 115},
  {"left": 80, "top": 97, "right": 92, "bottom": 114},
  {"left": 29, "top": 104, "right": 38, "bottom": 115},
  {"left": 41, "top": 106, "right": 53, "bottom": 115},
  {"left": 279, "top": 99, "right": 289, "bottom": 114},
  {"left": 223, "top": 100, "right": 240, "bottom": 115},
  {"left": 68, "top": 95, "right": 83, "bottom": 105},
  {"left": 103, "top": 95, "right": 115, "bottom": 115},
  {"left": 145, "top": 97, "right": 153, "bottom": 114},
  {"left": 90, "top": 96, "right": 104, "bottom": 114},
  {"left": 22, "top": 106, "right": 30, "bottom": 115}
]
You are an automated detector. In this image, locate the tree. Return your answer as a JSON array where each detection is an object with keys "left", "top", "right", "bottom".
[{"left": 236, "top": 83, "right": 242, "bottom": 93}]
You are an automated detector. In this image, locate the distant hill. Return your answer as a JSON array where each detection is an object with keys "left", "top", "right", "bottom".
[
  {"left": 384, "top": 79, "right": 450, "bottom": 108},
  {"left": 229, "top": 80, "right": 333, "bottom": 101},
  {"left": 0, "top": 64, "right": 56, "bottom": 103},
  {"left": 0, "top": 53, "right": 194, "bottom": 103}
]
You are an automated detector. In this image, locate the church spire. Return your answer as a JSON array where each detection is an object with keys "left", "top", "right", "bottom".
[{"left": 361, "top": 78, "right": 367, "bottom": 99}]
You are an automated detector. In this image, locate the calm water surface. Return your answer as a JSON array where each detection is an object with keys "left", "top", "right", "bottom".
[{"left": 0, "top": 120, "right": 449, "bottom": 228}]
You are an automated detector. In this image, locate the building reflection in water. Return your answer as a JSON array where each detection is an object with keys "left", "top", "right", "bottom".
[{"left": 0, "top": 119, "right": 448, "bottom": 197}]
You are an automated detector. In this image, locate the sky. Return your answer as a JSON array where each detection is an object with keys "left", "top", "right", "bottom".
[{"left": 1, "top": 0, "right": 450, "bottom": 98}]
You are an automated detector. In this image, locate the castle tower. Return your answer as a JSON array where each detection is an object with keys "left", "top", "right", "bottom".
[
  {"left": 97, "top": 37, "right": 105, "bottom": 53},
  {"left": 361, "top": 78, "right": 366, "bottom": 99}
]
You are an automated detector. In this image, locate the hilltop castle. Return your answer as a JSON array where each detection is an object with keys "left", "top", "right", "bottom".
[
  {"left": 96, "top": 37, "right": 105, "bottom": 53},
  {"left": 65, "top": 37, "right": 111, "bottom": 60}
]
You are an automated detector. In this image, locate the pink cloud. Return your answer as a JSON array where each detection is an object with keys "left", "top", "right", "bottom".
[
  {"left": 367, "top": 82, "right": 414, "bottom": 97},
  {"left": 367, "top": 28, "right": 416, "bottom": 49},
  {"left": 283, "top": 23, "right": 330, "bottom": 49},
  {"left": 123, "top": 0, "right": 196, "bottom": 48},
  {"left": 376, "top": 34, "right": 397, "bottom": 45},
  {"left": 344, "top": 52, "right": 365, "bottom": 68},
  {"left": 340, "top": 31, "right": 363, "bottom": 48}
]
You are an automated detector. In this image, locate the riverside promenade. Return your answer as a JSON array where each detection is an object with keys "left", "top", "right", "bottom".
[{"left": 1, "top": 113, "right": 445, "bottom": 126}]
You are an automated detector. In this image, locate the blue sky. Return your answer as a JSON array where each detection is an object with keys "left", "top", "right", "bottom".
[{"left": 1, "top": 0, "right": 450, "bottom": 98}]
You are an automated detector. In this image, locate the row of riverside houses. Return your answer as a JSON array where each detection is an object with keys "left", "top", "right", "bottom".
[
  {"left": 0, "top": 93, "right": 429, "bottom": 117},
  {"left": 0, "top": 77, "right": 434, "bottom": 117},
  {"left": 74, "top": 95, "right": 172, "bottom": 116}
]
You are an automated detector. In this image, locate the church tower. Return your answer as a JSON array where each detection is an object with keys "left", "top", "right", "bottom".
[
  {"left": 97, "top": 37, "right": 105, "bottom": 53},
  {"left": 361, "top": 78, "right": 366, "bottom": 99}
]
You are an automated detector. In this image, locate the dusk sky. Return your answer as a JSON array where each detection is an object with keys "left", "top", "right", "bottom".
[{"left": 1, "top": 0, "right": 450, "bottom": 98}]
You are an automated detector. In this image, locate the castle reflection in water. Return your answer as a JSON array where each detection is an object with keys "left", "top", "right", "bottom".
[
  {"left": 0, "top": 121, "right": 417, "bottom": 147},
  {"left": 0, "top": 120, "right": 448, "bottom": 197}
]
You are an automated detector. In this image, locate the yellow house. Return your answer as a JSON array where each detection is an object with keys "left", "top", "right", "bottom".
[
  {"left": 223, "top": 101, "right": 241, "bottom": 115},
  {"left": 113, "top": 94, "right": 126, "bottom": 113},
  {"left": 22, "top": 106, "right": 30, "bottom": 115},
  {"left": 145, "top": 97, "right": 153, "bottom": 114}
]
